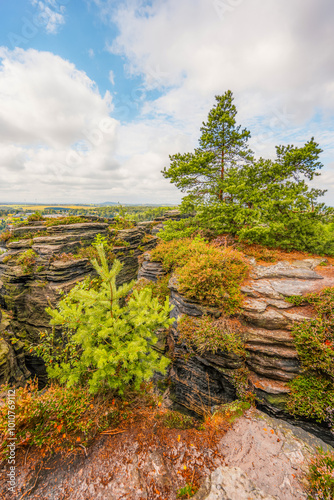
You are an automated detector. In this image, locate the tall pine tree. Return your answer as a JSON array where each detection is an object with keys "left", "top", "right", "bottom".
[{"left": 163, "top": 90, "right": 252, "bottom": 208}]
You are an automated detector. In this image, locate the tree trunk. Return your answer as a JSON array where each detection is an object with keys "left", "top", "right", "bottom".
[{"left": 219, "top": 149, "right": 224, "bottom": 201}]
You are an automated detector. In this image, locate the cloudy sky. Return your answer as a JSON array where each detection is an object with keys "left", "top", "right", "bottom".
[{"left": 0, "top": 0, "right": 333, "bottom": 205}]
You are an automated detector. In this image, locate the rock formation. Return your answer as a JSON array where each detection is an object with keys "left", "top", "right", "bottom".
[
  {"left": 138, "top": 252, "right": 334, "bottom": 445},
  {"left": 0, "top": 216, "right": 158, "bottom": 384}
]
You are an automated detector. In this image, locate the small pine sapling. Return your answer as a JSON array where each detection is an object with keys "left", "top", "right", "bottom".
[{"left": 35, "top": 244, "right": 174, "bottom": 394}]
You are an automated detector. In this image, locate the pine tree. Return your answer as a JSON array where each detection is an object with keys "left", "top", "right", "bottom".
[
  {"left": 160, "top": 91, "right": 334, "bottom": 255},
  {"left": 35, "top": 244, "right": 174, "bottom": 394},
  {"left": 162, "top": 90, "right": 252, "bottom": 207}
]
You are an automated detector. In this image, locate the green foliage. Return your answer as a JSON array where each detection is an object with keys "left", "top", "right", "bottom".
[
  {"left": 287, "top": 288, "right": 334, "bottom": 426},
  {"left": 176, "top": 483, "right": 198, "bottom": 498},
  {"left": 151, "top": 238, "right": 248, "bottom": 312},
  {"left": 287, "top": 374, "right": 334, "bottom": 423},
  {"left": 33, "top": 244, "right": 174, "bottom": 394},
  {"left": 162, "top": 90, "right": 334, "bottom": 255},
  {"left": 111, "top": 216, "right": 135, "bottom": 229},
  {"left": 215, "top": 400, "right": 251, "bottom": 424},
  {"left": 17, "top": 249, "right": 37, "bottom": 273},
  {"left": 178, "top": 315, "right": 245, "bottom": 356},
  {"left": 27, "top": 211, "right": 44, "bottom": 222},
  {"left": 307, "top": 448, "right": 334, "bottom": 500}
]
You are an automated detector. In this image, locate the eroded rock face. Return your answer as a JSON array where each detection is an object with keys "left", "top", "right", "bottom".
[
  {"left": 138, "top": 254, "right": 334, "bottom": 445},
  {"left": 0, "top": 217, "right": 158, "bottom": 385}
]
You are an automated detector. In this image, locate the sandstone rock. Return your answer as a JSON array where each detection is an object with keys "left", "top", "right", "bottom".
[
  {"left": 250, "top": 261, "right": 323, "bottom": 280},
  {"left": 193, "top": 466, "right": 277, "bottom": 500},
  {"left": 0, "top": 337, "right": 30, "bottom": 386}
]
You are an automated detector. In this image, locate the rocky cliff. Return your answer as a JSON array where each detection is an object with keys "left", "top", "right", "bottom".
[
  {"left": 0, "top": 216, "right": 158, "bottom": 384},
  {"left": 138, "top": 252, "right": 334, "bottom": 445}
]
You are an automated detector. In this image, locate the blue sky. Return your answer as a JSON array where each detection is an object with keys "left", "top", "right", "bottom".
[{"left": 0, "top": 0, "right": 333, "bottom": 204}]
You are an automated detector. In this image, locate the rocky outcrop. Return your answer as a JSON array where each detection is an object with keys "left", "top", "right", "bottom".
[
  {"left": 138, "top": 253, "right": 334, "bottom": 445},
  {"left": 193, "top": 466, "right": 276, "bottom": 500},
  {"left": 195, "top": 408, "right": 334, "bottom": 500},
  {"left": 0, "top": 216, "right": 158, "bottom": 384}
]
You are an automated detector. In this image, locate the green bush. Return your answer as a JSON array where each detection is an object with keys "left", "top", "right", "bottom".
[{"left": 17, "top": 249, "right": 37, "bottom": 273}]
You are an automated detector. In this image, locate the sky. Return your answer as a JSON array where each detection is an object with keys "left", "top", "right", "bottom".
[{"left": 0, "top": 0, "right": 333, "bottom": 205}]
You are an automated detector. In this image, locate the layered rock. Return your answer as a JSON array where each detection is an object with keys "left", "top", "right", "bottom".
[
  {"left": 0, "top": 216, "right": 158, "bottom": 384},
  {"left": 138, "top": 253, "right": 334, "bottom": 445}
]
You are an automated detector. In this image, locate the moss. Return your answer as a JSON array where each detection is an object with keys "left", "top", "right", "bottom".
[
  {"left": 215, "top": 400, "right": 251, "bottom": 424},
  {"left": 286, "top": 287, "right": 334, "bottom": 427},
  {"left": 158, "top": 409, "right": 197, "bottom": 429}
]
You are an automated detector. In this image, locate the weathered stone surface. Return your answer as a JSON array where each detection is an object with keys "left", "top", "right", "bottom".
[
  {"left": 193, "top": 466, "right": 276, "bottom": 500},
  {"left": 216, "top": 409, "right": 334, "bottom": 500},
  {"left": 245, "top": 327, "right": 294, "bottom": 347},
  {"left": 251, "top": 261, "right": 324, "bottom": 280},
  {"left": 0, "top": 336, "right": 30, "bottom": 386},
  {"left": 137, "top": 253, "right": 165, "bottom": 282}
]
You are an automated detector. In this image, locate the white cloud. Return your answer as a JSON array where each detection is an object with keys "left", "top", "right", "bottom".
[
  {"left": 102, "top": 0, "right": 334, "bottom": 203},
  {"left": 0, "top": 47, "right": 182, "bottom": 203},
  {"left": 109, "top": 70, "right": 115, "bottom": 85},
  {"left": 88, "top": 48, "right": 95, "bottom": 58},
  {"left": 31, "top": 0, "right": 66, "bottom": 34}
]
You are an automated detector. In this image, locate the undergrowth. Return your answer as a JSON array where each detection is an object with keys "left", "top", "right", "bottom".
[
  {"left": 151, "top": 237, "right": 249, "bottom": 313},
  {"left": 286, "top": 288, "right": 334, "bottom": 427},
  {"left": 178, "top": 314, "right": 245, "bottom": 357},
  {"left": 132, "top": 275, "right": 171, "bottom": 305},
  {"left": 307, "top": 448, "right": 334, "bottom": 500}
]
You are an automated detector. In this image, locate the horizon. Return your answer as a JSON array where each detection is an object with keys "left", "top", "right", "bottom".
[{"left": 0, "top": 1, "right": 333, "bottom": 205}]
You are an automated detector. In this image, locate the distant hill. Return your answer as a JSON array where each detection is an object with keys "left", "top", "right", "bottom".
[{"left": 98, "top": 202, "right": 118, "bottom": 206}]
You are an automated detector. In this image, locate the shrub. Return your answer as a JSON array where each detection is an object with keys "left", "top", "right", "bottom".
[
  {"left": 151, "top": 237, "right": 207, "bottom": 272},
  {"left": 45, "top": 216, "right": 88, "bottom": 227},
  {"left": 178, "top": 315, "right": 245, "bottom": 356},
  {"left": 0, "top": 381, "right": 114, "bottom": 457},
  {"left": 27, "top": 211, "right": 44, "bottom": 222},
  {"left": 151, "top": 238, "right": 248, "bottom": 312},
  {"left": 33, "top": 245, "right": 174, "bottom": 394},
  {"left": 177, "top": 247, "right": 248, "bottom": 312},
  {"left": 17, "top": 249, "right": 37, "bottom": 273},
  {"left": 307, "top": 448, "right": 334, "bottom": 500},
  {"left": 0, "top": 230, "right": 11, "bottom": 242}
]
